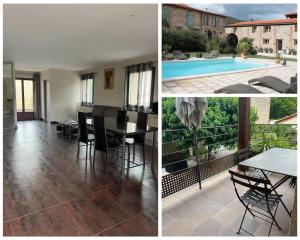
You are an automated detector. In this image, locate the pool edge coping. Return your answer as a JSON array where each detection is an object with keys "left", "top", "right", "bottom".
[{"left": 162, "top": 57, "right": 288, "bottom": 82}]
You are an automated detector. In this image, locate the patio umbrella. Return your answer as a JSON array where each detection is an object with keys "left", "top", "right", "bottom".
[
  {"left": 175, "top": 97, "right": 208, "bottom": 189},
  {"left": 176, "top": 97, "right": 208, "bottom": 129}
]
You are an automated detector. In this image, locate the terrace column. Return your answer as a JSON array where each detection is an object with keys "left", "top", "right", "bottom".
[
  {"left": 238, "top": 98, "right": 251, "bottom": 169},
  {"left": 238, "top": 97, "right": 250, "bottom": 149}
]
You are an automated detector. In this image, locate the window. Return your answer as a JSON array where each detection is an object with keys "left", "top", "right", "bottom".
[
  {"left": 263, "top": 39, "right": 269, "bottom": 44},
  {"left": 295, "top": 24, "right": 297, "bottom": 32},
  {"left": 220, "top": 18, "right": 224, "bottom": 27},
  {"left": 203, "top": 14, "right": 208, "bottom": 26},
  {"left": 81, "top": 73, "right": 94, "bottom": 106},
  {"left": 187, "top": 12, "right": 193, "bottom": 27},
  {"left": 263, "top": 26, "right": 271, "bottom": 32},
  {"left": 162, "top": 6, "right": 171, "bottom": 23},
  {"left": 212, "top": 16, "right": 217, "bottom": 27},
  {"left": 15, "top": 79, "right": 34, "bottom": 112},
  {"left": 294, "top": 39, "right": 297, "bottom": 45},
  {"left": 125, "top": 63, "right": 155, "bottom": 111},
  {"left": 252, "top": 26, "right": 257, "bottom": 33},
  {"left": 233, "top": 27, "right": 237, "bottom": 33}
]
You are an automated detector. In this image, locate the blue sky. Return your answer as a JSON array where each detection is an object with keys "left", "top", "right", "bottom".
[{"left": 190, "top": 4, "right": 297, "bottom": 21}]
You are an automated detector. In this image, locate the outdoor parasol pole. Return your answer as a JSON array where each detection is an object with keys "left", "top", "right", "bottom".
[{"left": 193, "top": 124, "right": 202, "bottom": 189}]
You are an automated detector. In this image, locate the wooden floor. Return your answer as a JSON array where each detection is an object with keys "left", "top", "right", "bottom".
[{"left": 3, "top": 121, "right": 158, "bottom": 236}]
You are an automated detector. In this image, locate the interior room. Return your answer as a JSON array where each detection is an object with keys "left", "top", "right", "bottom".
[{"left": 3, "top": 4, "right": 158, "bottom": 236}]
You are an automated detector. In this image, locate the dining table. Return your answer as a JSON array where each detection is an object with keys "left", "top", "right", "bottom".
[
  {"left": 86, "top": 117, "right": 158, "bottom": 180},
  {"left": 239, "top": 147, "right": 297, "bottom": 216}
]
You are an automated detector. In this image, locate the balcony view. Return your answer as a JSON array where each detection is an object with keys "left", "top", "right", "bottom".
[{"left": 162, "top": 97, "right": 297, "bottom": 236}]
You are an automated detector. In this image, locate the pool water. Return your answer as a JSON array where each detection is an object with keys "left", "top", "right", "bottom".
[{"left": 162, "top": 58, "right": 268, "bottom": 80}]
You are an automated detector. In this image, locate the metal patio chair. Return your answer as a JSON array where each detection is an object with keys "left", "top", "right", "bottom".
[{"left": 229, "top": 170, "right": 282, "bottom": 236}]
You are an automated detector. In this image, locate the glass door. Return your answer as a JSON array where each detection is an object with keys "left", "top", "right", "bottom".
[{"left": 15, "top": 79, "right": 35, "bottom": 120}]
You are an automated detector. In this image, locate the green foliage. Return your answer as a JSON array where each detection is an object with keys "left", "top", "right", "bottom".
[
  {"left": 206, "top": 37, "right": 220, "bottom": 52},
  {"left": 162, "top": 44, "right": 172, "bottom": 52},
  {"left": 251, "top": 125, "right": 297, "bottom": 153},
  {"left": 162, "top": 28, "right": 207, "bottom": 52},
  {"left": 237, "top": 38, "right": 255, "bottom": 55},
  {"left": 219, "top": 38, "right": 234, "bottom": 54},
  {"left": 162, "top": 97, "right": 258, "bottom": 159},
  {"left": 270, "top": 97, "right": 297, "bottom": 119}
]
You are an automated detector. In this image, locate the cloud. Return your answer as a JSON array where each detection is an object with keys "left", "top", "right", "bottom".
[{"left": 190, "top": 4, "right": 297, "bottom": 21}]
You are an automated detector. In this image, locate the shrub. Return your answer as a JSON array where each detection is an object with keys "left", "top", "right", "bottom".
[
  {"left": 206, "top": 37, "right": 220, "bottom": 52},
  {"left": 236, "top": 38, "right": 255, "bottom": 55},
  {"left": 237, "top": 41, "right": 250, "bottom": 55},
  {"left": 163, "top": 44, "right": 172, "bottom": 52},
  {"left": 162, "top": 28, "right": 207, "bottom": 52},
  {"left": 219, "top": 38, "right": 235, "bottom": 54}
]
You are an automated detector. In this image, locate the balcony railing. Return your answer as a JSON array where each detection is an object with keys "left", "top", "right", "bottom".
[{"left": 162, "top": 124, "right": 297, "bottom": 198}]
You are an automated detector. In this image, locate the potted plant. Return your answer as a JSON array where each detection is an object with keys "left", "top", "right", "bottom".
[
  {"left": 275, "top": 52, "right": 281, "bottom": 64},
  {"left": 237, "top": 41, "right": 250, "bottom": 59}
]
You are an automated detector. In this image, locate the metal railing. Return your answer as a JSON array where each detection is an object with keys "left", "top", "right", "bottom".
[{"left": 162, "top": 124, "right": 297, "bottom": 198}]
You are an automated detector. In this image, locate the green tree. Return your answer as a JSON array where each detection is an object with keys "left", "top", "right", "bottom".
[
  {"left": 206, "top": 37, "right": 220, "bottom": 52},
  {"left": 270, "top": 97, "right": 297, "bottom": 119},
  {"left": 162, "top": 97, "right": 258, "bottom": 160},
  {"left": 162, "top": 28, "right": 207, "bottom": 52},
  {"left": 236, "top": 38, "right": 255, "bottom": 55}
]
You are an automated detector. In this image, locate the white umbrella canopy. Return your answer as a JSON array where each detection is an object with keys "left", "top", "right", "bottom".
[{"left": 176, "top": 97, "right": 208, "bottom": 130}]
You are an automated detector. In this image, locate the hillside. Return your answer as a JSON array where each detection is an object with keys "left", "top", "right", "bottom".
[{"left": 225, "top": 16, "right": 243, "bottom": 26}]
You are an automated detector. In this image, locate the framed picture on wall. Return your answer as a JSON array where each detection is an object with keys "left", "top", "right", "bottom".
[{"left": 104, "top": 68, "right": 114, "bottom": 89}]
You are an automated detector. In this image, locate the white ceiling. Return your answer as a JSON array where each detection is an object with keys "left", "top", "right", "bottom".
[{"left": 4, "top": 4, "right": 158, "bottom": 71}]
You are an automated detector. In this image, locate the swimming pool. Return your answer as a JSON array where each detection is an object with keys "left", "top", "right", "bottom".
[{"left": 162, "top": 58, "right": 269, "bottom": 80}]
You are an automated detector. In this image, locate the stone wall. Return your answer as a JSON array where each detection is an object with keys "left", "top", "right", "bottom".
[
  {"left": 225, "top": 24, "right": 297, "bottom": 51},
  {"left": 164, "top": 5, "right": 225, "bottom": 37}
]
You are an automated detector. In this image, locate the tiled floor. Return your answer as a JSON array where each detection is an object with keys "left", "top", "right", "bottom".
[
  {"left": 162, "top": 168, "right": 295, "bottom": 236},
  {"left": 162, "top": 58, "right": 297, "bottom": 94},
  {"left": 3, "top": 121, "right": 157, "bottom": 236}
]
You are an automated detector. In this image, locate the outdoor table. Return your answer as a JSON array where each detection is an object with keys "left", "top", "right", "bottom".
[
  {"left": 239, "top": 147, "right": 297, "bottom": 216},
  {"left": 86, "top": 117, "right": 157, "bottom": 179}
]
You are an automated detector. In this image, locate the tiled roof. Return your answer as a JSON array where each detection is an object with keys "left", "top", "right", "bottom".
[
  {"left": 226, "top": 18, "right": 297, "bottom": 27},
  {"left": 285, "top": 12, "right": 297, "bottom": 16},
  {"left": 275, "top": 113, "right": 297, "bottom": 124},
  {"left": 164, "top": 4, "right": 227, "bottom": 17}
]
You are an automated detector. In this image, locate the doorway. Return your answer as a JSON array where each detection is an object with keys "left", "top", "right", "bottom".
[
  {"left": 276, "top": 39, "right": 283, "bottom": 51},
  {"left": 43, "top": 80, "right": 50, "bottom": 122},
  {"left": 15, "top": 78, "right": 35, "bottom": 120}
]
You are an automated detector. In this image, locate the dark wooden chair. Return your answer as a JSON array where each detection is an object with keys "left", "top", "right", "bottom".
[
  {"left": 229, "top": 170, "right": 282, "bottom": 236},
  {"left": 77, "top": 112, "right": 94, "bottom": 160},
  {"left": 93, "top": 115, "right": 121, "bottom": 174},
  {"left": 126, "top": 112, "right": 148, "bottom": 165}
]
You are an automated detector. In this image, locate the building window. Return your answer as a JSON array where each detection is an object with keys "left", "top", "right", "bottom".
[
  {"left": 294, "top": 39, "right": 297, "bottom": 45},
  {"left": 263, "top": 26, "right": 271, "bottom": 32},
  {"left": 203, "top": 14, "right": 208, "bottom": 26},
  {"left": 162, "top": 6, "right": 171, "bottom": 23},
  {"left": 187, "top": 12, "right": 193, "bottom": 27},
  {"left": 263, "top": 39, "right": 269, "bottom": 44},
  {"left": 295, "top": 24, "right": 297, "bottom": 32},
  {"left": 81, "top": 73, "right": 94, "bottom": 107},
  {"left": 233, "top": 27, "right": 237, "bottom": 33},
  {"left": 125, "top": 63, "right": 155, "bottom": 111},
  {"left": 252, "top": 26, "right": 257, "bottom": 33},
  {"left": 212, "top": 16, "right": 217, "bottom": 27},
  {"left": 220, "top": 18, "right": 224, "bottom": 27}
]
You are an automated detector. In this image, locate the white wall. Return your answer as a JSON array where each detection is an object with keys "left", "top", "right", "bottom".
[
  {"left": 40, "top": 69, "right": 80, "bottom": 122},
  {"left": 84, "top": 54, "right": 158, "bottom": 108}
]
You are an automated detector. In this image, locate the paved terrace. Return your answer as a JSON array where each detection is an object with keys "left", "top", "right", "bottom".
[
  {"left": 162, "top": 59, "right": 297, "bottom": 94},
  {"left": 162, "top": 169, "right": 295, "bottom": 236}
]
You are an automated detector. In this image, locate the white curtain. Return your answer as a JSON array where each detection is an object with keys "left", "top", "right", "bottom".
[{"left": 127, "top": 63, "right": 153, "bottom": 110}]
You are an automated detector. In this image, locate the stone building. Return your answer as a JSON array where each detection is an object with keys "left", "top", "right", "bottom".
[
  {"left": 162, "top": 4, "right": 226, "bottom": 38},
  {"left": 225, "top": 12, "right": 297, "bottom": 54},
  {"left": 251, "top": 97, "right": 271, "bottom": 124}
]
